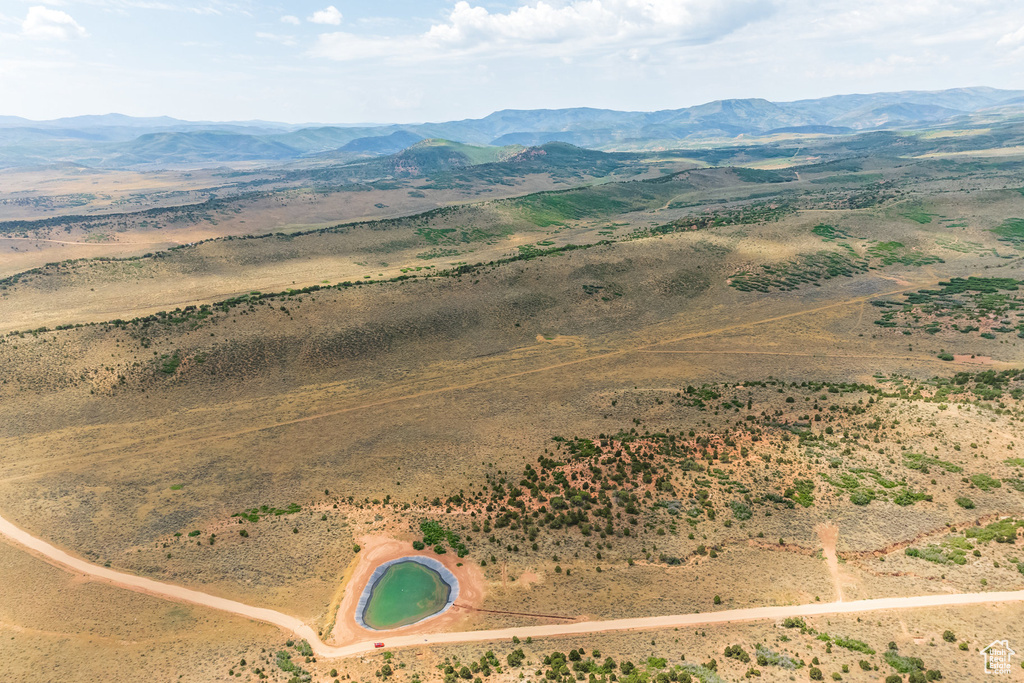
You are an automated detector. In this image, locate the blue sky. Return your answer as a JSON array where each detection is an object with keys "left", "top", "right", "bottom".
[{"left": 2, "top": 0, "right": 1024, "bottom": 123}]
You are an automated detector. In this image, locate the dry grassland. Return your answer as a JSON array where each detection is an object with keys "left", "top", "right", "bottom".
[{"left": 1, "top": 147, "right": 1023, "bottom": 681}]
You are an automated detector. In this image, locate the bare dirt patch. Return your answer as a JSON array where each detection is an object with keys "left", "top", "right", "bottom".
[{"left": 816, "top": 523, "right": 843, "bottom": 602}]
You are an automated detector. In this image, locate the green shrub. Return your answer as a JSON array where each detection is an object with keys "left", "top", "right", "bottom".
[
  {"left": 965, "top": 517, "right": 1023, "bottom": 542},
  {"left": 850, "top": 490, "right": 875, "bottom": 505},
  {"left": 787, "top": 479, "right": 815, "bottom": 507},
  {"left": 729, "top": 501, "right": 752, "bottom": 520},
  {"left": 884, "top": 649, "right": 924, "bottom": 673},
  {"left": 276, "top": 651, "right": 296, "bottom": 673},
  {"left": 420, "top": 519, "right": 467, "bottom": 555},
  {"left": 893, "top": 489, "right": 931, "bottom": 506},
  {"left": 955, "top": 497, "right": 975, "bottom": 509},
  {"left": 756, "top": 646, "right": 798, "bottom": 670},
  {"left": 904, "top": 545, "right": 966, "bottom": 565},
  {"left": 724, "top": 645, "right": 750, "bottom": 663},
  {"left": 834, "top": 636, "right": 875, "bottom": 654},
  {"left": 970, "top": 474, "right": 1001, "bottom": 491},
  {"left": 680, "top": 664, "right": 721, "bottom": 683},
  {"left": 159, "top": 352, "right": 182, "bottom": 374},
  {"left": 903, "top": 453, "right": 961, "bottom": 473}
]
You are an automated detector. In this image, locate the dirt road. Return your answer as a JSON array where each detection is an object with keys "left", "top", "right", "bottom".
[
  {"left": 2, "top": 510, "right": 1023, "bottom": 660},
  {"left": 323, "top": 590, "right": 1024, "bottom": 658},
  {"left": 0, "top": 512, "right": 322, "bottom": 644}
]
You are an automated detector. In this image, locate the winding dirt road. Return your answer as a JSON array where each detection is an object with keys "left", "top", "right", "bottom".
[
  {"left": 2, "top": 511, "right": 1023, "bottom": 659},
  {"left": 0, "top": 511, "right": 322, "bottom": 645}
]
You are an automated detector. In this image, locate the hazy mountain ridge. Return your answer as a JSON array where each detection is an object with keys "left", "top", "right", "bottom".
[{"left": 3, "top": 87, "right": 1023, "bottom": 169}]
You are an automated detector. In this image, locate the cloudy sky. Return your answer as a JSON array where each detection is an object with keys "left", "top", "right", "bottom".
[{"left": 2, "top": 0, "right": 1024, "bottom": 123}]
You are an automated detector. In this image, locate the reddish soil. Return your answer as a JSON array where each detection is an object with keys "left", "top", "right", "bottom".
[{"left": 816, "top": 523, "right": 843, "bottom": 602}]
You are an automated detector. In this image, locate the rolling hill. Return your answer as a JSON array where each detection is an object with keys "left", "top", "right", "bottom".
[{"left": 3, "top": 87, "right": 1024, "bottom": 169}]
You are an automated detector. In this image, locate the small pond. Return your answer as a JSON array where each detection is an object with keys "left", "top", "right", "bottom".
[{"left": 357, "top": 556, "right": 459, "bottom": 630}]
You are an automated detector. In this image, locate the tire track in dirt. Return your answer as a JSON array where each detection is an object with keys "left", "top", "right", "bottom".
[
  {"left": 0, "top": 281, "right": 932, "bottom": 482},
  {"left": 0, "top": 237, "right": 180, "bottom": 246},
  {"left": 816, "top": 523, "right": 843, "bottom": 602},
  {"left": 186, "top": 282, "right": 928, "bottom": 445},
  {"left": 639, "top": 350, "right": 985, "bottom": 364}
]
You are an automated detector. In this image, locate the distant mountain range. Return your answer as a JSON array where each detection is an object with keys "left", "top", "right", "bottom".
[{"left": 2, "top": 87, "right": 1023, "bottom": 169}]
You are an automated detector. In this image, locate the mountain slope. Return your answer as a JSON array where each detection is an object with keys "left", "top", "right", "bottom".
[
  {"left": 337, "top": 130, "right": 425, "bottom": 154},
  {"left": 3, "top": 87, "right": 1024, "bottom": 168},
  {"left": 98, "top": 131, "right": 301, "bottom": 166}
]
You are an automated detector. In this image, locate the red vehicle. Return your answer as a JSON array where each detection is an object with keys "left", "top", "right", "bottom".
[{"left": 374, "top": 643, "right": 385, "bottom": 648}]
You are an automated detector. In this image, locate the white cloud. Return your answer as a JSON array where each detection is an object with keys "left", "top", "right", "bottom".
[
  {"left": 312, "top": 0, "right": 771, "bottom": 62},
  {"left": 256, "top": 31, "right": 296, "bottom": 47},
  {"left": 22, "top": 6, "right": 87, "bottom": 40},
  {"left": 808, "top": 52, "right": 950, "bottom": 81},
  {"left": 8, "top": 0, "right": 1024, "bottom": 124},
  {"left": 71, "top": 0, "right": 249, "bottom": 12},
  {"left": 311, "top": 33, "right": 408, "bottom": 61},
  {"left": 308, "top": 5, "right": 343, "bottom": 26},
  {"left": 425, "top": 0, "right": 761, "bottom": 47},
  {"left": 998, "top": 23, "right": 1024, "bottom": 46}
]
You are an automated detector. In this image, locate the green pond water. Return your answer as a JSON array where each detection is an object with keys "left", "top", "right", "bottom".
[{"left": 362, "top": 561, "right": 451, "bottom": 630}]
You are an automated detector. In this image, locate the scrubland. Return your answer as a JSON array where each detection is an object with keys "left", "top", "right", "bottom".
[{"left": 2, "top": 129, "right": 1024, "bottom": 681}]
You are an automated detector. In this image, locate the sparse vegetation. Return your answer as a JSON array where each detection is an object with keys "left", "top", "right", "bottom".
[{"left": 5, "top": 116, "right": 1024, "bottom": 682}]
